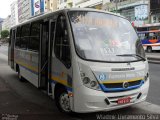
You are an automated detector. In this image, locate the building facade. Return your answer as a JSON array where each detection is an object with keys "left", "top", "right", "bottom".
[
  {"left": 57, "top": 0, "right": 74, "bottom": 9},
  {"left": 103, "top": 0, "right": 149, "bottom": 27},
  {"left": 57, "top": 0, "right": 103, "bottom": 10},
  {"left": 10, "top": 1, "right": 19, "bottom": 27},
  {"left": 150, "top": 0, "right": 160, "bottom": 23},
  {"left": 45, "top": 0, "right": 58, "bottom": 12},
  {"left": 74, "top": 0, "right": 103, "bottom": 9},
  {"left": 31, "top": 0, "right": 45, "bottom": 16},
  {"left": 2, "top": 15, "right": 11, "bottom": 31},
  {"left": 18, "top": 0, "right": 32, "bottom": 23},
  {"left": 31, "top": 0, "right": 58, "bottom": 16}
]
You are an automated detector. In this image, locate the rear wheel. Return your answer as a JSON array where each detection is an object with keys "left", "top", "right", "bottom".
[
  {"left": 147, "top": 46, "right": 152, "bottom": 53},
  {"left": 55, "top": 87, "right": 71, "bottom": 113},
  {"left": 17, "top": 66, "right": 25, "bottom": 82}
]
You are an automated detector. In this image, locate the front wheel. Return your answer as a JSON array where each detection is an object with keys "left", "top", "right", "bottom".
[{"left": 55, "top": 88, "right": 72, "bottom": 113}]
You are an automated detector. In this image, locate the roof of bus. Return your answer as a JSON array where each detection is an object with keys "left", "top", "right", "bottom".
[
  {"left": 11, "top": 8, "right": 126, "bottom": 29},
  {"left": 136, "top": 23, "right": 160, "bottom": 28}
]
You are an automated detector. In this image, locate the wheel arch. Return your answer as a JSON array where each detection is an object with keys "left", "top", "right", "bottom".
[{"left": 51, "top": 82, "right": 67, "bottom": 99}]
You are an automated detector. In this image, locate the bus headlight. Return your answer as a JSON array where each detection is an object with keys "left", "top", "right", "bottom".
[
  {"left": 83, "top": 77, "right": 90, "bottom": 84},
  {"left": 80, "top": 72, "right": 101, "bottom": 90}
]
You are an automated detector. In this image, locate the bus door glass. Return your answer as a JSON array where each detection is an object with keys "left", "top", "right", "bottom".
[
  {"left": 10, "top": 29, "right": 16, "bottom": 68},
  {"left": 149, "top": 32, "right": 157, "bottom": 39},
  {"left": 8, "top": 29, "right": 12, "bottom": 67},
  {"left": 39, "top": 21, "right": 49, "bottom": 89},
  {"left": 51, "top": 14, "right": 72, "bottom": 92}
]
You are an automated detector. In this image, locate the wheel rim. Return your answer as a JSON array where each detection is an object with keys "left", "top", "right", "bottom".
[
  {"left": 59, "top": 93, "right": 71, "bottom": 112},
  {"left": 148, "top": 47, "right": 152, "bottom": 52}
]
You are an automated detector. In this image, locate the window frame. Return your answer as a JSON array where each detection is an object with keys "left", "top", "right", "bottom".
[
  {"left": 20, "top": 23, "right": 30, "bottom": 50},
  {"left": 15, "top": 26, "right": 22, "bottom": 49},
  {"left": 54, "top": 14, "right": 71, "bottom": 69},
  {"left": 28, "top": 21, "right": 41, "bottom": 52}
]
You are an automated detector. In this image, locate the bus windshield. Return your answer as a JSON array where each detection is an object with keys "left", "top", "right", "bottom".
[{"left": 68, "top": 11, "right": 144, "bottom": 62}]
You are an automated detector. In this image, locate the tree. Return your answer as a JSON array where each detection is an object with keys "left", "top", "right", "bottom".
[{"left": 1, "top": 30, "right": 9, "bottom": 39}]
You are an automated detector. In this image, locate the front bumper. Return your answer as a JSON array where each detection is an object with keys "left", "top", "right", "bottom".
[{"left": 73, "top": 79, "right": 149, "bottom": 113}]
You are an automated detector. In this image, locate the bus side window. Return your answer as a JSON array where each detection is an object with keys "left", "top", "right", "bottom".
[
  {"left": 50, "top": 21, "right": 56, "bottom": 54},
  {"left": 153, "top": 36, "right": 156, "bottom": 39},
  {"left": 158, "top": 32, "right": 160, "bottom": 39},
  {"left": 21, "top": 24, "right": 30, "bottom": 49},
  {"left": 11, "top": 30, "right": 16, "bottom": 46},
  {"left": 29, "top": 22, "right": 40, "bottom": 52},
  {"left": 145, "top": 33, "right": 149, "bottom": 39},
  {"left": 9, "top": 29, "right": 12, "bottom": 46},
  {"left": 54, "top": 15, "right": 71, "bottom": 68},
  {"left": 15, "top": 27, "right": 21, "bottom": 48}
]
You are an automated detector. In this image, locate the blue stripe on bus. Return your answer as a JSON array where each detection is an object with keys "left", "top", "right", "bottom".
[
  {"left": 19, "top": 64, "right": 38, "bottom": 75},
  {"left": 141, "top": 39, "right": 160, "bottom": 44}
]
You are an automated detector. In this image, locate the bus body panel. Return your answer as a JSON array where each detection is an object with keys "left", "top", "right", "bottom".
[
  {"left": 50, "top": 56, "right": 74, "bottom": 110},
  {"left": 14, "top": 49, "right": 39, "bottom": 87},
  {"left": 73, "top": 79, "right": 149, "bottom": 113},
  {"left": 73, "top": 58, "right": 149, "bottom": 112},
  {"left": 141, "top": 39, "right": 160, "bottom": 50}
]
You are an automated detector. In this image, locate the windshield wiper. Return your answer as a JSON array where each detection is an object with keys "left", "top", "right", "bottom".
[{"left": 116, "top": 54, "right": 146, "bottom": 61}]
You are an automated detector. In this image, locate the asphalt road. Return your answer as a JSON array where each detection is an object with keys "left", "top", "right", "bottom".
[
  {"left": 0, "top": 45, "right": 160, "bottom": 120},
  {"left": 147, "top": 63, "right": 160, "bottom": 105},
  {"left": 0, "top": 45, "right": 8, "bottom": 56}
]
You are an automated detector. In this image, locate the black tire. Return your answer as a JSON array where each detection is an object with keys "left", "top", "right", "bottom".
[
  {"left": 17, "top": 66, "right": 25, "bottom": 82},
  {"left": 147, "top": 46, "right": 152, "bottom": 53},
  {"left": 55, "top": 87, "right": 72, "bottom": 114}
]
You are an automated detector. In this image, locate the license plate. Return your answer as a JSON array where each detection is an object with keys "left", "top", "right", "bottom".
[{"left": 117, "top": 97, "right": 131, "bottom": 104}]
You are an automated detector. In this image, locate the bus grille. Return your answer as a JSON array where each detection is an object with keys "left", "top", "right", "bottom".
[{"left": 102, "top": 80, "right": 143, "bottom": 92}]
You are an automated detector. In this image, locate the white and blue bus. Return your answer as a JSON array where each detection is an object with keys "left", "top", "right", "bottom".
[
  {"left": 136, "top": 23, "right": 160, "bottom": 52},
  {"left": 8, "top": 8, "right": 149, "bottom": 113}
]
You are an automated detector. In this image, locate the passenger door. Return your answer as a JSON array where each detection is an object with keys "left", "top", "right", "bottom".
[
  {"left": 51, "top": 14, "right": 72, "bottom": 92},
  {"left": 9, "top": 29, "right": 16, "bottom": 69},
  {"left": 39, "top": 21, "right": 49, "bottom": 89}
]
